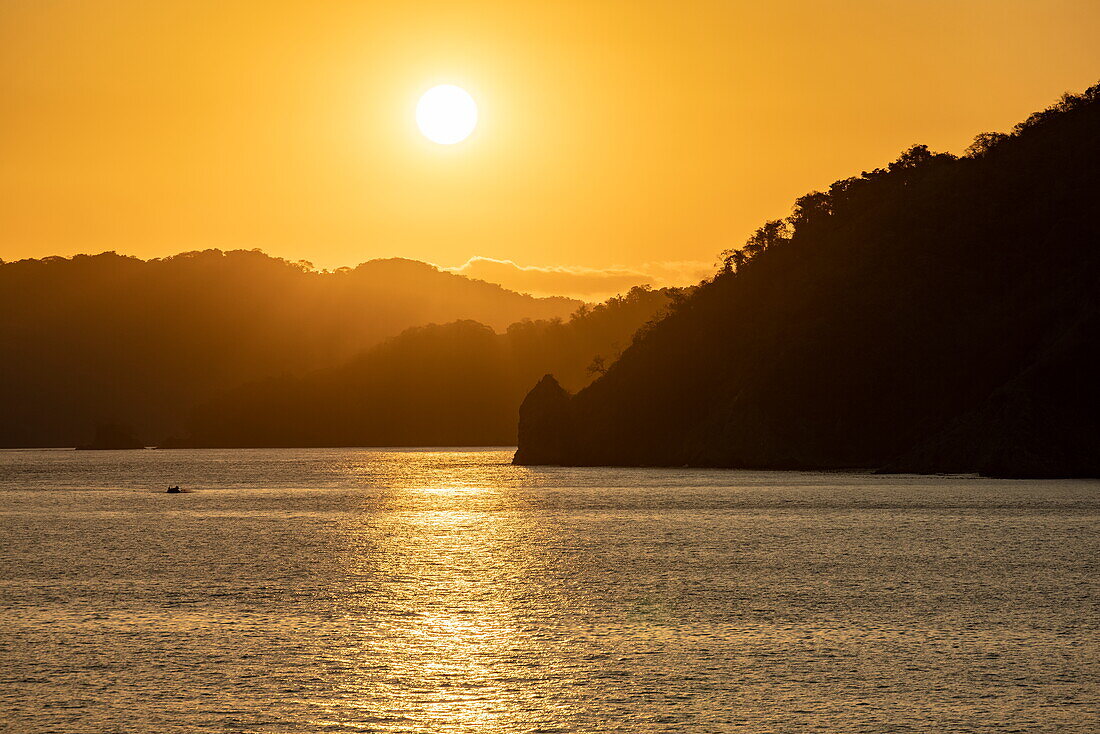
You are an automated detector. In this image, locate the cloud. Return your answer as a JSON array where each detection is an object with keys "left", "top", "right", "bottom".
[{"left": 444, "top": 257, "right": 716, "bottom": 301}]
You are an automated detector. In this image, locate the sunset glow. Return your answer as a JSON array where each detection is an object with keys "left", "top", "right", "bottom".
[
  {"left": 1, "top": 2, "right": 1098, "bottom": 732},
  {"left": 2, "top": 1, "right": 1098, "bottom": 277}
]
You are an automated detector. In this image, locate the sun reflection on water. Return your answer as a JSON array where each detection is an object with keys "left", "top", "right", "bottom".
[
  {"left": 415, "top": 484, "right": 488, "bottom": 495},
  {"left": 319, "top": 450, "right": 561, "bottom": 732}
]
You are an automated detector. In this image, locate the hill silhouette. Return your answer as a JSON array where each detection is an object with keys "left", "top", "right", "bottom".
[
  {"left": 0, "top": 250, "right": 580, "bottom": 447},
  {"left": 515, "top": 84, "right": 1100, "bottom": 478},
  {"left": 168, "top": 286, "right": 675, "bottom": 447}
]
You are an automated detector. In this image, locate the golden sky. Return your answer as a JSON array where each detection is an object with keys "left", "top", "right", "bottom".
[{"left": 2, "top": 0, "right": 1098, "bottom": 293}]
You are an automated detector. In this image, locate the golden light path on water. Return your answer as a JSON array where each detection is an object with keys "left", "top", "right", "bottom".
[
  {"left": 318, "top": 453, "right": 559, "bottom": 731},
  {"left": 1, "top": 447, "right": 1097, "bottom": 732}
]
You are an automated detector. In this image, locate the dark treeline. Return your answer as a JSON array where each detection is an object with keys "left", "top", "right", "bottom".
[
  {"left": 0, "top": 251, "right": 583, "bottom": 447},
  {"left": 516, "top": 84, "right": 1100, "bottom": 478},
  {"left": 171, "top": 286, "right": 674, "bottom": 446}
]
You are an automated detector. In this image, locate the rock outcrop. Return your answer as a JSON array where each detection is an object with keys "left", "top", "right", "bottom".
[{"left": 513, "top": 375, "right": 575, "bottom": 465}]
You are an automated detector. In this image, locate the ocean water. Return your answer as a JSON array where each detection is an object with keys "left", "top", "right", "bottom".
[{"left": 0, "top": 448, "right": 1097, "bottom": 733}]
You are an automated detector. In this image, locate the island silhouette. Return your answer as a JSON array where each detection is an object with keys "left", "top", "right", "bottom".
[
  {"left": 0, "top": 253, "right": 583, "bottom": 448},
  {"left": 515, "top": 83, "right": 1100, "bottom": 478},
  {"left": 3, "top": 85, "right": 1097, "bottom": 479}
]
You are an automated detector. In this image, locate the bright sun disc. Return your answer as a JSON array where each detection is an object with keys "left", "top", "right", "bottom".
[{"left": 416, "top": 85, "right": 478, "bottom": 145}]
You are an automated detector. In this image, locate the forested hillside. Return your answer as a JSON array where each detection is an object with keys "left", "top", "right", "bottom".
[
  {"left": 171, "top": 286, "right": 674, "bottom": 446},
  {"left": 0, "top": 250, "right": 580, "bottom": 446},
  {"left": 515, "top": 84, "right": 1100, "bottom": 478}
]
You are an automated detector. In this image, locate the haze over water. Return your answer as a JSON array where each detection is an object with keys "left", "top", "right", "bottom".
[{"left": 1, "top": 448, "right": 1097, "bottom": 732}]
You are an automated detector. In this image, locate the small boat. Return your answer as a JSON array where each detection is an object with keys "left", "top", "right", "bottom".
[{"left": 166, "top": 486, "right": 182, "bottom": 493}]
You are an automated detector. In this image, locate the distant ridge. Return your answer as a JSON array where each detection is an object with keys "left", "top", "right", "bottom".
[
  {"left": 515, "top": 83, "right": 1100, "bottom": 478},
  {"left": 0, "top": 249, "right": 580, "bottom": 447},
  {"left": 167, "top": 286, "right": 676, "bottom": 448}
]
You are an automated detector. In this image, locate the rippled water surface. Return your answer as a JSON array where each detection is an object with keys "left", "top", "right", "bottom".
[{"left": 1, "top": 448, "right": 1097, "bottom": 733}]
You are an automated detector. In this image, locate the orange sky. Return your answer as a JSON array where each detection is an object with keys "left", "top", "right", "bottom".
[{"left": 2, "top": 0, "right": 1098, "bottom": 294}]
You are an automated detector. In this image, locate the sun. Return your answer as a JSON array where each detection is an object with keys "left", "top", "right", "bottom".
[{"left": 416, "top": 85, "right": 478, "bottom": 145}]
